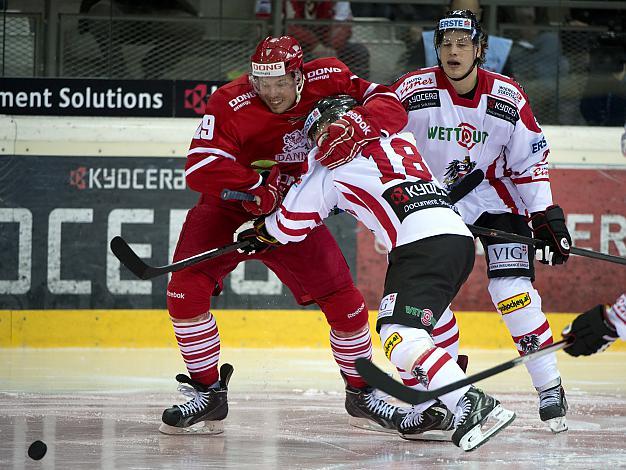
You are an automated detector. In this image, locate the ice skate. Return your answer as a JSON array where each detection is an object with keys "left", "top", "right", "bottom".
[
  {"left": 345, "top": 384, "right": 407, "bottom": 433},
  {"left": 451, "top": 386, "right": 515, "bottom": 452},
  {"left": 159, "top": 363, "right": 233, "bottom": 435},
  {"left": 538, "top": 379, "right": 568, "bottom": 433},
  {"left": 398, "top": 401, "right": 455, "bottom": 441}
]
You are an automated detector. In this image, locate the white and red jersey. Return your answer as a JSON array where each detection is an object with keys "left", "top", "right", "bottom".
[
  {"left": 265, "top": 132, "right": 471, "bottom": 252},
  {"left": 391, "top": 66, "right": 553, "bottom": 224},
  {"left": 185, "top": 57, "right": 406, "bottom": 199}
]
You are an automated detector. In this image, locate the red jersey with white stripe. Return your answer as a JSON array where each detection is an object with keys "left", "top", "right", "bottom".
[
  {"left": 391, "top": 66, "right": 553, "bottom": 224},
  {"left": 184, "top": 57, "right": 406, "bottom": 200},
  {"left": 265, "top": 132, "right": 471, "bottom": 252}
]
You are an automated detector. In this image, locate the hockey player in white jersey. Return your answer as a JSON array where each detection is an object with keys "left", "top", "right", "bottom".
[
  {"left": 238, "top": 95, "right": 515, "bottom": 451},
  {"left": 390, "top": 10, "right": 571, "bottom": 433}
]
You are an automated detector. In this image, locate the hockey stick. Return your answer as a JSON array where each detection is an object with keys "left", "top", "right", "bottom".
[
  {"left": 111, "top": 170, "right": 486, "bottom": 281},
  {"left": 468, "top": 224, "right": 626, "bottom": 266},
  {"left": 110, "top": 236, "right": 251, "bottom": 280},
  {"left": 355, "top": 338, "right": 572, "bottom": 405},
  {"left": 221, "top": 169, "right": 486, "bottom": 204}
]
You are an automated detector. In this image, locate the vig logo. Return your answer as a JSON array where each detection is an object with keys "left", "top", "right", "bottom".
[{"left": 184, "top": 83, "right": 209, "bottom": 115}]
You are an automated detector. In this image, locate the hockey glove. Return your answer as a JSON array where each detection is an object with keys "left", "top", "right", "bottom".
[
  {"left": 316, "top": 106, "right": 380, "bottom": 170},
  {"left": 562, "top": 304, "right": 618, "bottom": 357},
  {"left": 242, "top": 166, "right": 286, "bottom": 216},
  {"left": 236, "top": 218, "right": 280, "bottom": 255},
  {"left": 529, "top": 204, "right": 572, "bottom": 265}
]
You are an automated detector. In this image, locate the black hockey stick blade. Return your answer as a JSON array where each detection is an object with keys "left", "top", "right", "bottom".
[
  {"left": 468, "top": 224, "right": 626, "bottom": 266},
  {"left": 110, "top": 236, "right": 252, "bottom": 280},
  {"left": 221, "top": 189, "right": 256, "bottom": 202},
  {"left": 448, "top": 169, "right": 484, "bottom": 204},
  {"left": 355, "top": 338, "right": 571, "bottom": 405}
]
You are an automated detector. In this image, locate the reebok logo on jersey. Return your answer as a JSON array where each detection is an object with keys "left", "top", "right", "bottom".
[
  {"left": 345, "top": 110, "right": 371, "bottom": 135},
  {"left": 347, "top": 302, "right": 365, "bottom": 319},
  {"left": 497, "top": 292, "right": 531, "bottom": 315},
  {"left": 167, "top": 290, "right": 185, "bottom": 299},
  {"left": 384, "top": 332, "right": 403, "bottom": 359}
]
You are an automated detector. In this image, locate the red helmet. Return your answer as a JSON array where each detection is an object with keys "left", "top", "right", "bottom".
[{"left": 250, "top": 36, "right": 304, "bottom": 77}]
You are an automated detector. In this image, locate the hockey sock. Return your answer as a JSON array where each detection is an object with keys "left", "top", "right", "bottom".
[
  {"left": 172, "top": 312, "right": 221, "bottom": 386},
  {"left": 380, "top": 324, "right": 469, "bottom": 411},
  {"left": 489, "top": 278, "right": 560, "bottom": 389},
  {"left": 330, "top": 327, "right": 373, "bottom": 389},
  {"left": 432, "top": 307, "right": 460, "bottom": 359}
]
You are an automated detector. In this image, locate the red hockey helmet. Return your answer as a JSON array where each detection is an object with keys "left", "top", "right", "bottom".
[{"left": 250, "top": 36, "right": 304, "bottom": 78}]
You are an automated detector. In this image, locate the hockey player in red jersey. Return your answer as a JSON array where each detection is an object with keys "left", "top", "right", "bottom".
[
  {"left": 238, "top": 95, "right": 516, "bottom": 451},
  {"left": 160, "top": 36, "right": 409, "bottom": 435},
  {"left": 389, "top": 10, "right": 572, "bottom": 433}
]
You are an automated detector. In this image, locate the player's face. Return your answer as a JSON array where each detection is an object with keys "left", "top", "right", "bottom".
[
  {"left": 255, "top": 74, "right": 297, "bottom": 114},
  {"left": 438, "top": 30, "right": 480, "bottom": 79}
]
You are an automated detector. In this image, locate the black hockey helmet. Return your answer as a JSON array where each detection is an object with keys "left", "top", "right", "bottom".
[
  {"left": 434, "top": 9, "right": 487, "bottom": 66},
  {"left": 304, "top": 95, "right": 357, "bottom": 146}
]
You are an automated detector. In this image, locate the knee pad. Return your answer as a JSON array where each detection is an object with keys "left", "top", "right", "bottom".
[
  {"left": 167, "top": 269, "right": 215, "bottom": 321},
  {"left": 379, "top": 324, "right": 434, "bottom": 372},
  {"left": 488, "top": 277, "right": 542, "bottom": 317},
  {"left": 316, "top": 284, "right": 369, "bottom": 332}
]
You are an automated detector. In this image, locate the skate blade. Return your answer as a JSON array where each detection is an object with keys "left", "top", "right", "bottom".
[
  {"left": 158, "top": 420, "right": 224, "bottom": 435},
  {"left": 545, "top": 416, "right": 568, "bottom": 434},
  {"left": 348, "top": 416, "right": 396, "bottom": 434},
  {"left": 400, "top": 429, "right": 453, "bottom": 442},
  {"left": 458, "top": 405, "right": 516, "bottom": 452}
]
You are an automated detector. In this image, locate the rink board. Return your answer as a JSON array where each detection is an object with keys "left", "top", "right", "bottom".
[{"left": 1, "top": 308, "right": 625, "bottom": 351}]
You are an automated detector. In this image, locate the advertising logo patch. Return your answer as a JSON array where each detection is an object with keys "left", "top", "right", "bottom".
[
  {"left": 487, "top": 243, "right": 529, "bottom": 271},
  {"left": 497, "top": 292, "right": 531, "bottom": 315},
  {"left": 378, "top": 293, "right": 398, "bottom": 320},
  {"left": 184, "top": 83, "right": 209, "bottom": 115},
  {"left": 396, "top": 73, "right": 436, "bottom": 101},
  {"left": 427, "top": 123, "right": 488, "bottom": 150},
  {"left": 405, "top": 306, "right": 437, "bottom": 327},
  {"left": 486, "top": 97, "right": 519, "bottom": 125},
  {"left": 406, "top": 90, "right": 441, "bottom": 111},
  {"left": 383, "top": 181, "right": 453, "bottom": 222},
  {"left": 384, "top": 332, "right": 403, "bottom": 359}
]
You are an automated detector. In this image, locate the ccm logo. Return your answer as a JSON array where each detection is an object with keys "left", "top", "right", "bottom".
[{"left": 345, "top": 110, "right": 371, "bottom": 135}]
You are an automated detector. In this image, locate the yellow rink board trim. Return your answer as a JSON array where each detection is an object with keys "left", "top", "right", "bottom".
[{"left": 0, "top": 309, "right": 624, "bottom": 351}]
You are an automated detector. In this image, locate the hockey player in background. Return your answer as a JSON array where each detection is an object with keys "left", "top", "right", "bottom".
[
  {"left": 563, "top": 294, "right": 626, "bottom": 356},
  {"left": 160, "top": 36, "right": 410, "bottom": 435},
  {"left": 387, "top": 10, "right": 572, "bottom": 433},
  {"left": 239, "top": 95, "right": 516, "bottom": 451}
]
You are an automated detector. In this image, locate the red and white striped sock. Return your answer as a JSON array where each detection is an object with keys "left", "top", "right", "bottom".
[
  {"left": 330, "top": 327, "right": 373, "bottom": 389},
  {"left": 412, "top": 346, "right": 468, "bottom": 411},
  {"left": 172, "top": 312, "right": 220, "bottom": 386},
  {"left": 432, "top": 307, "right": 460, "bottom": 359}
]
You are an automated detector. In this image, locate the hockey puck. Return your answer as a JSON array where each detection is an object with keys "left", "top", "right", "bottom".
[{"left": 28, "top": 440, "right": 47, "bottom": 460}]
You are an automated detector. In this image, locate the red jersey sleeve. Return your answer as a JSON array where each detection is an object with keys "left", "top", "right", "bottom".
[
  {"left": 328, "top": 58, "right": 407, "bottom": 135},
  {"left": 185, "top": 89, "right": 261, "bottom": 196}
]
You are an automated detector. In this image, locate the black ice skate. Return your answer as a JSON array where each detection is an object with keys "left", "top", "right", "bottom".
[
  {"left": 345, "top": 384, "right": 406, "bottom": 433},
  {"left": 451, "top": 386, "right": 515, "bottom": 452},
  {"left": 538, "top": 379, "right": 568, "bottom": 433},
  {"left": 398, "top": 401, "right": 455, "bottom": 441},
  {"left": 159, "top": 363, "right": 234, "bottom": 435}
]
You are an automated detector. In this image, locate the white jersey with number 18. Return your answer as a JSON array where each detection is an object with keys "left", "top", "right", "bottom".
[{"left": 265, "top": 132, "right": 471, "bottom": 253}]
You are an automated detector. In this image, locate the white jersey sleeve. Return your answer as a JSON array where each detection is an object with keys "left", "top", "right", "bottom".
[
  {"left": 502, "top": 93, "right": 553, "bottom": 214},
  {"left": 607, "top": 294, "right": 626, "bottom": 340},
  {"left": 265, "top": 153, "right": 338, "bottom": 245}
]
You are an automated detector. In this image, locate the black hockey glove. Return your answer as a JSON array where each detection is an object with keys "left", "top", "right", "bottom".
[
  {"left": 529, "top": 205, "right": 572, "bottom": 265},
  {"left": 562, "top": 304, "right": 618, "bottom": 357},
  {"left": 235, "top": 218, "right": 281, "bottom": 255}
]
